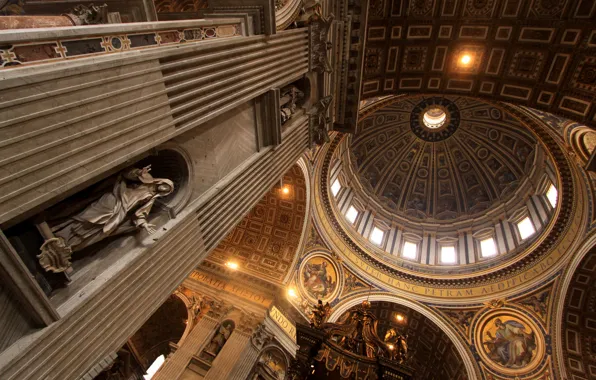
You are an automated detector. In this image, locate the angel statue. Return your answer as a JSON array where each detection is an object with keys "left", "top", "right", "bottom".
[
  {"left": 384, "top": 328, "right": 408, "bottom": 363},
  {"left": 309, "top": 300, "right": 331, "bottom": 328},
  {"left": 38, "top": 165, "right": 174, "bottom": 272}
]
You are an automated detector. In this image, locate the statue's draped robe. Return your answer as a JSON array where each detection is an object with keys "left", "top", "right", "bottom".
[{"left": 52, "top": 169, "right": 173, "bottom": 252}]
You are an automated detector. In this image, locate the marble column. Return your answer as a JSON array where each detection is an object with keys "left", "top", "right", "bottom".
[{"left": 154, "top": 316, "right": 218, "bottom": 380}]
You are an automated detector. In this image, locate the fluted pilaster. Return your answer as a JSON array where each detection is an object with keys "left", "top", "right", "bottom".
[
  {"left": 204, "top": 330, "right": 252, "bottom": 380},
  {"left": 154, "top": 316, "right": 218, "bottom": 380}
]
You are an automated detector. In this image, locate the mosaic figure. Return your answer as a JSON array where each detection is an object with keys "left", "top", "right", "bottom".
[{"left": 483, "top": 318, "right": 537, "bottom": 369}]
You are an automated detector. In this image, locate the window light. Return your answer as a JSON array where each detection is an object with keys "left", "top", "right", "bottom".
[
  {"left": 370, "top": 227, "right": 384, "bottom": 246},
  {"left": 440, "top": 246, "right": 457, "bottom": 264},
  {"left": 517, "top": 217, "right": 535, "bottom": 240},
  {"left": 546, "top": 184, "right": 558, "bottom": 208},
  {"left": 480, "top": 238, "right": 497, "bottom": 258},
  {"left": 144, "top": 355, "right": 165, "bottom": 380},
  {"left": 331, "top": 179, "right": 341, "bottom": 196},
  {"left": 345, "top": 206, "right": 359, "bottom": 224},
  {"left": 403, "top": 241, "right": 417, "bottom": 260}
]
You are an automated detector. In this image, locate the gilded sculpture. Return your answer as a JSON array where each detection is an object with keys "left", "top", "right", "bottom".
[
  {"left": 38, "top": 165, "right": 174, "bottom": 272},
  {"left": 312, "top": 300, "right": 409, "bottom": 362}
]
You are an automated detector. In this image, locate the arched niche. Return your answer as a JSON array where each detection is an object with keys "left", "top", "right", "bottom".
[
  {"left": 129, "top": 294, "right": 188, "bottom": 371},
  {"left": 198, "top": 319, "right": 235, "bottom": 364},
  {"left": 134, "top": 143, "right": 194, "bottom": 214},
  {"left": 2, "top": 142, "right": 194, "bottom": 300},
  {"left": 328, "top": 293, "right": 480, "bottom": 380},
  {"left": 250, "top": 346, "right": 289, "bottom": 380}
]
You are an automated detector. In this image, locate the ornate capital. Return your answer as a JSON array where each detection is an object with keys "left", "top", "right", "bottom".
[
  {"left": 236, "top": 311, "right": 262, "bottom": 335},
  {"left": 202, "top": 297, "right": 234, "bottom": 320},
  {"left": 251, "top": 323, "right": 273, "bottom": 350}
]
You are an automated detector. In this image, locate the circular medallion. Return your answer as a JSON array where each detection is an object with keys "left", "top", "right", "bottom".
[
  {"left": 474, "top": 309, "right": 545, "bottom": 375},
  {"left": 299, "top": 254, "right": 340, "bottom": 302},
  {"left": 410, "top": 97, "right": 460, "bottom": 142}
]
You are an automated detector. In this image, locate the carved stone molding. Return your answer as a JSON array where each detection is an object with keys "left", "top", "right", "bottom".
[{"left": 251, "top": 322, "right": 273, "bottom": 350}]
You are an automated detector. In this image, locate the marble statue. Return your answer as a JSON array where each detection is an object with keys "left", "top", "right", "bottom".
[
  {"left": 280, "top": 85, "right": 305, "bottom": 125},
  {"left": 38, "top": 165, "right": 173, "bottom": 272},
  {"left": 203, "top": 321, "right": 234, "bottom": 359}
]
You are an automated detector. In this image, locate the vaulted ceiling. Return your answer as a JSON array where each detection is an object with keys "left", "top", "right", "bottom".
[
  {"left": 350, "top": 95, "right": 540, "bottom": 222},
  {"left": 207, "top": 164, "right": 307, "bottom": 284},
  {"left": 362, "top": 0, "right": 596, "bottom": 127},
  {"left": 562, "top": 248, "right": 596, "bottom": 380}
]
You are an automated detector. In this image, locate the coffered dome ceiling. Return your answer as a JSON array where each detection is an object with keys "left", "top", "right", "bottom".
[{"left": 349, "top": 96, "right": 542, "bottom": 223}]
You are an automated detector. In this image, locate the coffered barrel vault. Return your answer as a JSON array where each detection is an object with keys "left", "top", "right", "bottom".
[{"left": 359, "top": 0, "right": 596, "bottom": 129}]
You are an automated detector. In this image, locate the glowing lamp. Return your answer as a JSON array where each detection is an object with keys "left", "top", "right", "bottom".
[
  {"left": 460, "top": 54, "right": 472, "bottom": 65},
  {"left": 225, "top": 262, "right": 239, "bottom": 270}
]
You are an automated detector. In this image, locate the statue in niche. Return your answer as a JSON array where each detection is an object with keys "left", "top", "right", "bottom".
[
  {"left": 202, "top": 320, "right": 234, "bottom": 361},
  {"left": 38, "top": 165, "right": 174, "bottom": 273},
  {"left": 280, "top": 85, "right": 305, "bottom": 125}
]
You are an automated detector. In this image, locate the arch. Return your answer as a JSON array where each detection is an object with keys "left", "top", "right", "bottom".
[
  {"left": 251, "top": 344, "right": 291, "bottom": 380},
  {"left": 172, "top": 290, "right": 195, "bottom": 345},
  {"left": 553, "top": 231, "right": 596, "bottom": 380},
  {"left": 283, "top": 156, "right": 312, "bottom": 284},
  {"left": 275, "top": 0, "right": 302, "bottom": 31},
  {"left": 129, "top": 294, "right": 188, "bottom": 370},
  {"left": 328, "top": 293, "right": 482, "bottom": 379}
]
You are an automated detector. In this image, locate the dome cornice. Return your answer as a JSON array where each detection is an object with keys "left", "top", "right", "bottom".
[{"left": 311, "top": 96, "right": 587, "bottom": 302}]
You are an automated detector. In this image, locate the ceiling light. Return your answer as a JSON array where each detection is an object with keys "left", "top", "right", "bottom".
[
  {"left": 460, "top": 54, "right": 472, "bottom": 65},
  {"left": 225, "top": 262, "right": 239, "bottom": 270},
  {"left": 287, "top": 288, "right": 298, "bottom": 298},
  {"left": 396, "top": 314, "right": 405, "bottom": 322},
  {"left": 387, "top": 344, "right": 394, "bottom": 350},
  {"left": 282, "top": 186, "right": 290, "bottom": 194}
]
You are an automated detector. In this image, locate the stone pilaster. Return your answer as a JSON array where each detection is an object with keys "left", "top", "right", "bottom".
[
  {"left": 203, "top": 330, "right": 251, "bottom": 380},
  {"left": 154, "top": 316, "right": 218, "bottom": 380},
  {"left": 204, "top": 312, "right": 266, "bottom": 380},
  {"left": 226, "top": 323, "right": 273, "bottom": 379}
]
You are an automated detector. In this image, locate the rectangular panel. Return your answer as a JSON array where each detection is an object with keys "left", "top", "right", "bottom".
[
  {"left": 407, "top": 25, "right": 433, "bottom": 39},
  {"left": 545, "top": 54, "right": 571, "bottom": 85},
  {"left": 442, "top": 0, "right": 458, "bottom": 16},
  {"left": 502, "top": 0, "right": 522, "bottom": 17},
  {"left": 368, "top": 26, "right": 387, "bottom": 41},
  {"left": 501, "top": 84, "right": 532, "bottom": 100},
  {"left": 459, "top": 26, "right": 489, "bottom": 39},
  {"left": 432, "top": 46, "right": 448, "bottom": 71},
  {"left": 386, "top": 46, "right": 400, "bottom": 72},
  {"left": 519, "top": 27, "right": 554, "bottom": 43},
  {"left": 447, "top": 79, "right": 473, "bottom": 91},
  {"left": 575, "top": 0, "right": 596, "bottom": 18},
  {"left": 391, "top": 0, "right": 404, "bottom": 16},
  {"left": 362, "top": 80, "right": 380, "bottom": 94},
  {"left": 560, "top": 96, "right": 591, "bottom": 116},
  {"left": 485, "top": 48, "right": 505, "bottom": 75},
  {"left": 399, "top": 78, "right": 423, "bottom": 89}
]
